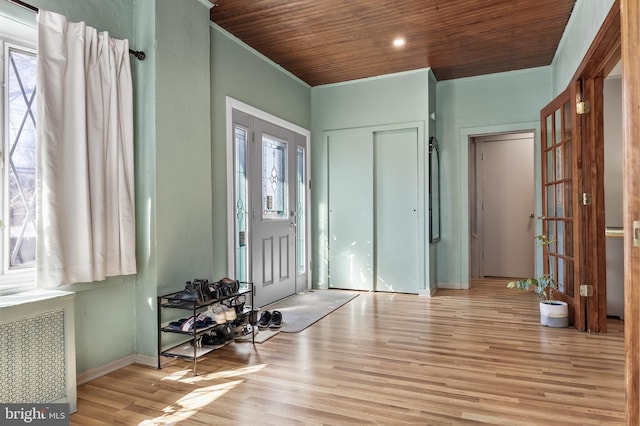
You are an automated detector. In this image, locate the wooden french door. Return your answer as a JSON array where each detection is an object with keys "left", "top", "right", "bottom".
[{"left": 540, "top": 85, "right": 586, "bottom": 331}]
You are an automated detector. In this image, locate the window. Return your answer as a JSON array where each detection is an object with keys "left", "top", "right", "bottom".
[{"left": 1, "top": 15, "right": 37, "bottom": 292}]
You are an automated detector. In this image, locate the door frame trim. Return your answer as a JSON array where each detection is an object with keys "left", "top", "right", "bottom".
[
  {"left": 225, "top": 97, "right": 312, "bottom": 291},
  {"left": 459, "top": 121, "right": 540, "bottom": 289},
  {"left": 562, "top": 0, "right": 620, "bottom": 333},
  {"left": 469, "top": 131, "right": 536, "bottom": 279}
]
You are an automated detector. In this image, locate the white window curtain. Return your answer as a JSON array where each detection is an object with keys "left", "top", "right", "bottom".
[{"left": 36, "top": 10, "right": 136, "bottom": 287}]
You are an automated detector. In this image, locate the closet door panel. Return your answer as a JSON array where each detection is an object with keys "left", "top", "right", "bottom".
[
  {"left": 375, "top": 128, "right": 420, "bottom": 293},
  {"left": 327, "top": 132, "right": 374, "bottom": 290}
]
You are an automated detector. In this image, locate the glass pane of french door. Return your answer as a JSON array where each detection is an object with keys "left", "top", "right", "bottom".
[{"left": 542, "top": 99, "right": 574, "bottom": 294}]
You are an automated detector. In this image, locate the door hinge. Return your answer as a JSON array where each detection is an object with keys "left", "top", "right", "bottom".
[
  {"left": 634, "top": 220, "right": 640, "bottom": 247},
  {"left": 576, "top": 101, "right": 590, "bottom": 114},
  {"left": 308, "top": 179, "right": 312, "bottom": 190},
  {"left": 581, "top": 193, "right": 592, "bottom": 206},
  {"left": 580, "top": 284, "right": 593, "bottom": 297}
]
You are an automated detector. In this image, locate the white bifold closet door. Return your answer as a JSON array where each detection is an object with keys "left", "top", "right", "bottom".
[{"left": 328, "top": 127, "right": 421, "bottom": 293}]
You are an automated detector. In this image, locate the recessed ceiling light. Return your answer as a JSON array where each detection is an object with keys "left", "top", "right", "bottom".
[{"left": 393, "top": 37, "right": 406, "bottom": 47}]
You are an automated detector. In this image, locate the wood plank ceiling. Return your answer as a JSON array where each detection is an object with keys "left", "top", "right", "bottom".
[{"left": 210, "top": 0, "right": 576, "bottom": 86}]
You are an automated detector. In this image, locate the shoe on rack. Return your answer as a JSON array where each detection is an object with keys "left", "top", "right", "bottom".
[
  {"left": 180, "top": 316, "right": 196, "bottom": 332},
  {"left": 235, "top": 324, "right": 258, "bottom": 341},
  {"left": 218, "top": 324, "right": 235, "bottom": 342},
  {"left": 222, "top": 304, "right": 237, "bottom": 322},
  {"left": 269, "top": 310, "right": 283, "bottom": 329},
  {"left": 257, "top": 311, "right": 271, "bottom": 329},
  {"left": 166, "top": 318, "right": 188, "bottom": 331},
  {"left": 230, "top": 318, "right": 245, "bottom": 334},
  {"left": 168, "top": 281, "right": 204, "bottom": 307},
  {"left": 195, "top": 313, "right": 213, "bottom": 329},
  {"left": 200, "top": 331, "right": 227, "bottom": 349},
  {"left": 206, "top": 305, "right": 227, "bottom": 324}
]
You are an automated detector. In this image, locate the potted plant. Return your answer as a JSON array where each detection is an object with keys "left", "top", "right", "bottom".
[{"left": 507, "top": 235, "right": 569, "bottom": 328}]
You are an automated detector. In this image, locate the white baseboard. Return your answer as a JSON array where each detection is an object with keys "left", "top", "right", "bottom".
[
  {"left": 134, "top": 353, "right": 157, "bottom": 368},
  {"left": 77, "top": 354, "right": 136, "bottom": 385},
  {"left": 76, "top": 353, "right": 159, "bottom": 385},
  {"left": 436, "top": 282, "right": 469, "bottom": 290},
  {"left": 418, "top": 288, "right": 436, "bottom": 297}
]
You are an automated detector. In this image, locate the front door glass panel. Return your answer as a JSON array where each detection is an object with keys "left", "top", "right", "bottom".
[{"left": 262, "top": 136, "right": 288, "bottom": 220}]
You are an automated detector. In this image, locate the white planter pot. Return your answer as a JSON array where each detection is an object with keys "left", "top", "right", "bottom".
[{"left": 539, "top": 300, "right": 569, "bottom": 327}]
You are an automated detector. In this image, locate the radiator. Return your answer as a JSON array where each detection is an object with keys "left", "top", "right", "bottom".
[{"left": 0, "top": 290, "right": 76, "bottom": 413}]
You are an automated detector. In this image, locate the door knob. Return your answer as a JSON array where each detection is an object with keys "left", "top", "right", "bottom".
[{"left": 529, "top": 212, "right": 535, "bottom": 218}]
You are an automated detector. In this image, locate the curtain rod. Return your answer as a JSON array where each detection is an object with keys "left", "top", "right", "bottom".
[{"left": 7, "top": 0, "right": 146, "bottom": 60}]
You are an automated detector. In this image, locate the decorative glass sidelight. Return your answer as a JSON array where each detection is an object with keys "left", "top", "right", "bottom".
[
  {"left": 234, "top": 126, "right": 249, "bottom": 282},
  {"left": 262, "top": 136, "right": 288, "bottom": 219},
  {"left": 296, "top": 146, "right": 306, "bottom": 274},
  {"left": 7, "top": 47, "right": 37, "bottom": 268}
]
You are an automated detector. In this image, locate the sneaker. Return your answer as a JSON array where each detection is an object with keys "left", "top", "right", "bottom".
[
  {"left": 204, "top": 305, "right": 225, "bottom": 324},
  {"left": 230, "top": 318, "right": 245, "bottom": 333},
  {"left": 210, "top": 305, "right": 227, "bottom": 324},
  {"left": 200, "top": 331, "right": 227, "bottom": 349},
  {"left": 222, "top": 304, "right": 237, "bottom": 322},
  {"left": 269, "top": 310, "right": 283, "bottom": 329},
  {"left": 219, "top": 324, "right": 235, "bottom": 342},
  {"left": 257, "top": 311, "right": 271, "bottom": 329},
  {"left": 235, "top": 324, "right": 258, "bottom": 341}
]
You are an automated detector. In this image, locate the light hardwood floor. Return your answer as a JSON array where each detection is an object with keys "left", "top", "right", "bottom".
[{"left": 70, "top": 278, "right": 625, "bottom": 425}]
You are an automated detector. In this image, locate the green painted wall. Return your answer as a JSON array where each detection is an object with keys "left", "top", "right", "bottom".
[
  {"left": 310, "top": 69, "right": 434, "bottom": 290},
  {"left": 436, "top": 67, "right": 552, "bottom": 288},
  {"left": 132, "top": 0, "right": 157, "bottom": 361},
  {"left": 0, "top": 0, "right": 214, "bottom": 371},
  {"left": 209, "top": 25, "right": 311, "bottom": 276},
  {"left": 154, "top": 1, "right": 213, "bottom": 293},
  {"left": 136, "top": 0, "right": 213, "bottom": 358},
  {"left": 550, "top": 0, "right": 616, "bottom": 95}
]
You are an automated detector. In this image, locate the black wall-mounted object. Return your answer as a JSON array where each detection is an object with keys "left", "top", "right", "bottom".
[{"left": 429, "top": 136, "right": 441, "bottom": 243}]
